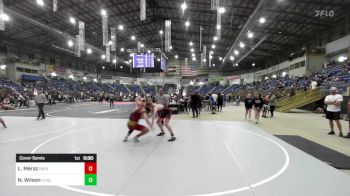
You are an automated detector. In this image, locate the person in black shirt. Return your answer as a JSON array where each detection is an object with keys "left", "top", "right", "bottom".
[
  {"left": 244, "top": 93, "right": 253, "bottom": 120},
  {"left": 190, "top": 91, "right": 200, "bottom": 118},
  {"left": 217, "top": 93, "right": 224, "bottom": 112},
  {"left": 253, "top": 93, "right": 264, "bottom": 124}
]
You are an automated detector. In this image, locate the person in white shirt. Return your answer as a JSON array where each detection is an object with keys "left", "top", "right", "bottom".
[{"left": 324, "top": 87, "right": 343, "bottom": 137}]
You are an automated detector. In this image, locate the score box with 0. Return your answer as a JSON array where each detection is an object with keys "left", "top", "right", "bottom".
[{"left": 16, "top": 154, "right": 97, "bottom": 186}]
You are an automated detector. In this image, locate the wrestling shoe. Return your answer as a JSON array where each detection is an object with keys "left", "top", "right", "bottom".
[
  {"left": 168, "top": 136, "right": 176, "bottom": 142},
  {"left": 327, "top": 131, "right": 335, "bottom": 135},
  {"left": 156, "top": 132, "right": 165, "bottom": 136}
]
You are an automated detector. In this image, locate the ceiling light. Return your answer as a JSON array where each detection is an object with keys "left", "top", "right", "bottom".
[
  {"left": 118, "top": 25, "right": 124, "bottom": 30},
  {"left": 235, "top": 63, "right": 239, "bottom": 66},
  {"left": 213, "top": 36, "right": 218, "bottom": 41},
  {"left": 210, "top": 51, "right": 214, "bottom": 54},
  {"left": 108, "top": 40, "right": 113, "bottom": 45},
  {"left": 147, "top": 50, "right": 151, "bottom": 53},
  {"left": 67, "top": 40, "right": 74, "bottom": 47},
  {"left": 120, "top": 65, "right": 123, "bottom": 69},
  {"left": 211, "top": 44, "right": 215, "bottom": 49},
  {"left": 192, "top": 53, "right": 195, "bottom": 57},
  {"left": 212, "top": 64, "right": 216, "bottom": 67},
  {"left": 234, "top": 50, "right": 239, "bottom": 55},
  {"left": 140, "top": 43, "right": 144, "bottom": 47},
  {"left": 69, "top": 74, "right": 74, "bottom": 79},
  {"left": 157, "top": 58, "right": 160, "bottom": 62},
  {"left": 36, "top": 0, "right": 44, "bottom": 6},
  {"left": 86, "top": 48, "right": 92, "bottom": 54},
  {"left": 218, "top": 7, "right": 226, "bottom": 14},
  {"left": 252, "top": 63, "right": 255, "bottom": 67},
  {"left": 185, "top": 20, "right": 190, "bottom": 27},
  {"left": 247, "top": 32, "right": 254, "bottom": 38},
  {"left": 101, "top": 9, "right": 107, "bottom": 16},
  {"left": 131, "top": 35, "right": 136, "bottom": 40},
  {"left": 93, "top": 78, "right": 97, "bottom": 82},
  {"left": 259, "top": 17, "right": 266, "bottom": 24},
  {"left": 181, "top": 2, "right": 187, "bottom": 11},
  {"left": 190, "top": 48, "right": 194, "bottom": 52},
  {"left": 216, "top": 25, "right": 221, "bottom": 30},
  {"left": 83, "top": 76, "right": 87, "bottom": 80},
  {"left": 203, "top": 59, "right": 206, "bottom": 62},
  {"left": 230, "top": 56, "right": 234, "bottom": 61},
  {"left": 189, "top": 41, "right": 193, "bottom": 46},
  {"left": 120, "top": 48, "right": 125, "bottom": 52},
  {"left": 170, "top": 46, "right": 173, "bottom": 50},
  {"left": 192, "top": 57, "right": 196, "bottom": 61},
  {"left": 69, "top": 17, "right": 76, "bottom": 25},
  {"left": 130, "top": 53, "right": 133, "bottom": 57},
  {"left": 209, "top": 56, "right": 212, "bottom": 59},
  {"left": 112, "top": 59, "right": 117, "bottom": 63},
  {"left": 219, "top": 56, "right": 222, "bottom": 61},
  {"left": 175, "top": 55, "right": 178, "bottom": 59},
  {"left": 101, "top": 54, "right": 106, "bottom": 59},
  {"left": 102, "top": 66, "right": 105, "bottom": 69},
  {"left": 159, "top": 30, "right": 164, "bottom": 35},
  {"left": 239, "top": 42, "right": 245, "bottom": 48},
  {"left": 129, "top": 59, "right": 132, "bottom": 63},
  {"left": 1, "top": 13, "right": 9, "bottom": 22}
]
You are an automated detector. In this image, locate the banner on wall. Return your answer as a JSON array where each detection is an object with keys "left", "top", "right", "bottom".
[{"left": 226, "top": 75, "right": 240, "bottom": 84}]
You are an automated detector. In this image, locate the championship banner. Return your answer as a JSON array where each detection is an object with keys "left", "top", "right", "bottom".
[
  {"left": 78, "top": 21, "right": 85, "bottom": 51},
  {"left": 53, "top": 0, "right": 58, "bottom": 12},
  {"left": 203, "top": 45, "right": 207, "bottom": 67},
  {"left": 216, "top": 11, "right": 221, "bottom": 40},
  {"left": 208, "top": 50, "right": 212, "bottom": 67},
  {"left": 211, "top": 0, "right": 220, "bottom": 10},
  {"left": 164, "top": 20, "right": 171, "bottom": 52},
  {"left": 140, "top": 0, "right": 146, "bottom": 21},
  {"left": 106, "top": 45, "right": 110, "bottom": 62},
  {"left": 102, "top": 15, "right": 108, "bottom": 46},
  {"left": 0, "top": 0, "right": 4, "bottom": 31},
  {"left": 75, "top": 35, "right": 81, "bottom": 57},
  {"left": 111, "top": 27, "right": 116, "bottom": 51}
]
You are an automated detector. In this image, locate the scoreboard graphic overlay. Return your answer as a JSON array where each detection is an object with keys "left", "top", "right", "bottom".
[{"left": 16, "top": 154, "right": 97, "bottom": 186}]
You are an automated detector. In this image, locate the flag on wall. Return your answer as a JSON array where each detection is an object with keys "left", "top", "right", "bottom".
[
  {"left": 181, "top": 58, "right": 197, "bottom": 77},
  {"left": 53, "top": 66, "right": 65, "bottom": 74}
]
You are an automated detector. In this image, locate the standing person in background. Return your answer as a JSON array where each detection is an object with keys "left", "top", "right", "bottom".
[
  {"left": 35, "top": 90, "right": 46, "bottom": 120},
  {"left": 345, "top": 98, "right": 350, "bottom": 138},
  {"left": 190, "top": 91, "right": 200, "bottom": 118},
  {"left": 18, "top": 93, "right": 25, "bottom": 108},
  {"left": 109, "top": 93, "right": 115, "bottom": 108},
  {"left": 244, "top": 93, "right": 253, "bottom": 120},
  {"left": 253, "top": 93, "right": 264, "bottom": 124},
  {"left": 262, "top": 94, "right": 270, "bottom": 118},
  {"left": 269, "top": 92, "right": 276, "bottom": 118},
  {"left": 210, "top": 93, "right": 217, "bottom": 114},
  {"left": 324, "top": 87, "right": 344, "bottom": 137},
  {"left": 217, "top": 93, "right": 224, "bottom": 112}
]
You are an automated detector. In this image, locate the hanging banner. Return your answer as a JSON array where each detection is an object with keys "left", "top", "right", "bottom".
[
  {"left": 185, "top": 58, "right": 188, "bottom": 68},
  {"left": 53, "top": 0, "right": 58, "bottom": 12},
  {"left": 200, "top": 53, "right": 204, "bottom": 68},
  {"left": 106, "top": 45, "right": 110, "bottom": 62},
  {"left": 0, "top": 0, "right": 4, "bottom": 31},
  {"left": 216, "top": 11, "right": 221, "bottom": 40},
  {"left": 199, "top": 26, "right": 204, "bottom": 51},
  {"left": 208, "top": 50, "right": 212, "bottom": 67},
  {"left": 203, "top": 45, "right": 207, "bottom": 67},
  {"left": 137, "top": 42, "right": 142, "bottom": 53},
  {"left": 78, "top": 21, "right": 85, "bottom": 51},
  {"left": 102, "top": 15, "right": 108, "bottom": 46},
  {"left": 164, "top": 20, "right": 171, "bottom": 52},
  {"left": 211, "top": 0, "right": 220, "bottom": 10},
  {"left": 140, "top": 0, "right": 146, "bottom": 21},
  {"left": 75, "top": 35, "right": 81, "bottom": 57},
  {"left": 111, "top": 27, "right": 116, "bottom": 51}
]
